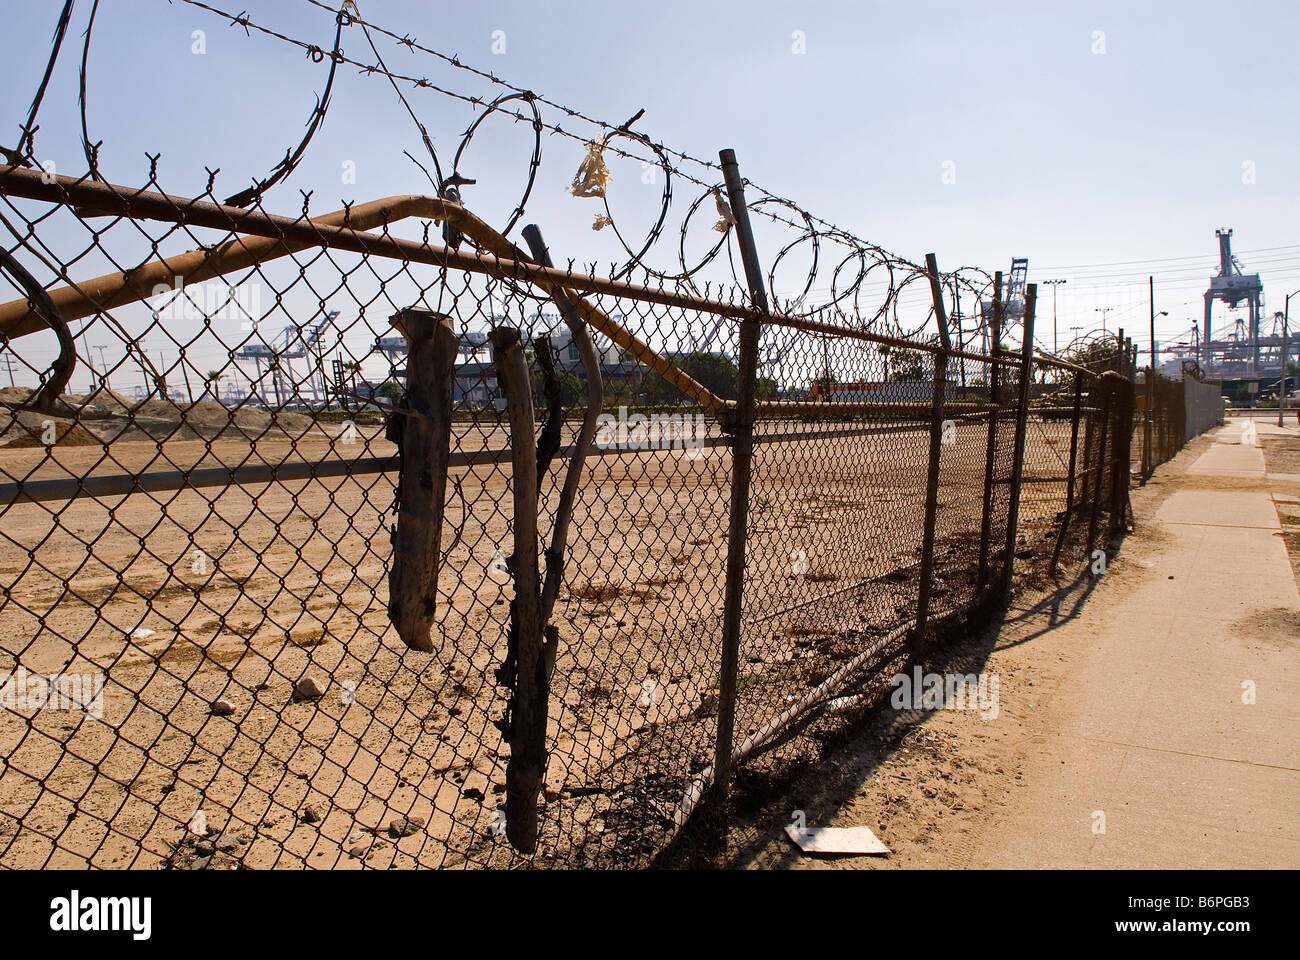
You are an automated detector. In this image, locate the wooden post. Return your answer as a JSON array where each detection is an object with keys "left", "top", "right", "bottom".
[
  {"left": 491, "top": 325, "right": 546, "bottom": 854},
  {"left": 387, "top": 309, "right": 457, "bottom": 652},
  {"left": 520, "top": 226, "right": 605, "bottom": 629}
]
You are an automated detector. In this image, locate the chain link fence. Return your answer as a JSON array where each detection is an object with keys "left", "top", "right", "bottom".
[
  {"left": 0, "top": 164, "right": 1159, "bottom": 868},
  {"left": 1139, "top": 364, "right": 1223, "bottom": 479},
  {"left": 0, "top": 0, "right": 1211, "bottom": 871}
]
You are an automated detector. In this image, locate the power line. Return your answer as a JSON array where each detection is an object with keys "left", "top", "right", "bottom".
[{"left": 1035, "top": 243, "right": 1300, "bottom": 273}]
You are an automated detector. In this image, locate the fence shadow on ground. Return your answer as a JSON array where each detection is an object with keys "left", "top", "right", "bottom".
[{"left": 653, "top": 543, "right": 1112, "bottom": 870}]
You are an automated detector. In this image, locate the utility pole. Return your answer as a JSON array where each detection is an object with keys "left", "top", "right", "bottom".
[
  {"left": 1043, "top": 279, "right": 1067, "bottom": 353},
  {"left": 1145, "top": 279, "right": 1166, "bottom": 480},
  {"left": 1095, "top": 306, "right": 1115, "bottom": 337}
]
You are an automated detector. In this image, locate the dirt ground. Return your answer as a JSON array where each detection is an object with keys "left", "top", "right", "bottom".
[
  {"left": 717, "top": 425, "right": 1300, "bottom": 870},
  {"left": 1261, "top": 429, "right": 1300, "bottom": 588},
  {"left": 0, "top": 393, "right": 1083, "bottom": 869}
]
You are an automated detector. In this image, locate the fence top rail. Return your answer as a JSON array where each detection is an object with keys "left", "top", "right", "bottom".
[
  {"left": 0, "top": 164, "right": 751, "bottom": 324},
  {"left": 0, "top": 165, "right": 1008, "bottom": 367},
  {"left": 993, "top": 343, "right": 1128, "bottom": 382},
  {"left": 1032, "top": 349, "right": 1122, "bottom": 380}
]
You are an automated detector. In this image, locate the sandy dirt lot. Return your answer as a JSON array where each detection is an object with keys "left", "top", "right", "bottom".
[{"left": 0, "top": 395, "right": 1081, "bottom": 869}]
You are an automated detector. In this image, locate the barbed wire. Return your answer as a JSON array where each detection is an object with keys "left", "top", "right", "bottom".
[{"left": 7, "top": 0, "right": 1010, "bottom": 348}]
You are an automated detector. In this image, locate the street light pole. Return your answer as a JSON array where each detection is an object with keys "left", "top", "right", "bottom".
[
  {"left": 1095, "top": 306, "right": 1114, "bottom": 337},
  {"left": 1043, "top": 279, "right": 1067, "bottom": 353},
  {"left": 1144, "top": 274, "right": 1167, "bottom": 480}
]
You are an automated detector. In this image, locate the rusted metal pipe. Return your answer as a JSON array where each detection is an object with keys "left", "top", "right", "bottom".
[
  {"left": 1001, "top": 284, "right": 1037, "bottom": 598},
  {"left": 0, "top": 167, "right": 1015, "bottom": 383},
  {"left": 0, "top": 184, "right": 460, "bottom": 338},
  {"left": 711, "top": 147, "right": 765, "bottom": 808},
  {"left": 0, "top": 168, "right": 741, "bottom": 409},
  {"left": 914, "top": 252, "right": 953, "bottom": 645}
]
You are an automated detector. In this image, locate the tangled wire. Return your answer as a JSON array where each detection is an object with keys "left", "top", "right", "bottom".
[{"left": 6, "top": 0, "right": 1011, "bottom": 351}]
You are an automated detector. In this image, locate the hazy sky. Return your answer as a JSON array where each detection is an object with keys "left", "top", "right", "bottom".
[{"left": 3, "top": 0, "right": 1299, "bottom": 376}]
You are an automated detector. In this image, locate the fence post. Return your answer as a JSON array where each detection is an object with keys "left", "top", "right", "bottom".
[
  {"left": 489, "top": 325, "right": 545, "bottom": 854},
  {"left": 1049, "top": 370, "right": 1084, "bottom": 574},
  {"left": 915, "top": 253, "right": 953, "bottom": 644},
  {"left": 1087, "top": 376, "right": 1113, "bottom": 557},
  {"left": 977, "top": 272, "right": 1002, "bottom": 587},
  {"left": 1107, "top": 331, "right": 1125, "bottom": 546},
  {"left": 1182, "top": 378, "right": 1189, "bottom": 449},
  {"left": 1001, "top": 284, "right": 1037, "bottom": 599},
  {"left": 387, "top": 308, "right": 457, "bottom": 653},
  {"left": 1111, "top": 339, "right": 1135, "bottom": 539},
  {"left": 1079, "top": 377, "right": 1096, "bottom": 511},
  {"left": 711, "top": 148, "right": 765, "bottom": 806}
]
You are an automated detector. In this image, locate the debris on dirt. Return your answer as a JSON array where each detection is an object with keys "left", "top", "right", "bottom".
[
  {"left": 785, "top": 824, "right": 889, "bottom": 856},
  {"left": 292, "top": 677, "right": 324, "bottom": 701},
  {"left": 387, "top": 816, "right": 425, "bottom": 839},
  {"left": 693, "top": 692, "right": 719, "bottom": 719},
  {"left": 163, "top": 825, "right": 249, "bottom": 870},
  {"left": 825, "top": 695, "right": 861, "bottom": 711}
]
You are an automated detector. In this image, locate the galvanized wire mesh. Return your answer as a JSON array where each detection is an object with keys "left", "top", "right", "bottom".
[
  {"left": 0, "top": 178, "right": 1142, "bottom": 868},
  {"left": 0, "top": 0, "right": 1191, "bottom": 870}
]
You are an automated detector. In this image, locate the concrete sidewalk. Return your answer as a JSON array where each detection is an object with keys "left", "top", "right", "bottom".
[{"left": 966, "top": 420, "right": 1300, "bottom": 868}]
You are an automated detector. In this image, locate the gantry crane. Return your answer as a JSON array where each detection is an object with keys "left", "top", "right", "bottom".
[{"left": 1202, "top": 229, "right": 1263, "bottom": 371}]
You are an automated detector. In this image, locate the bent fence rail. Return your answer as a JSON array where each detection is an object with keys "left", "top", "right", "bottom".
[{"left": 0, "top": 162, "right": 1209, "bottom": 868}]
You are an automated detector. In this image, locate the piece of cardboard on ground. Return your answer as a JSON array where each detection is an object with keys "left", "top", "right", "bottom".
[{"left": 786, "top": 824, "right": 889, "bottom": 856}]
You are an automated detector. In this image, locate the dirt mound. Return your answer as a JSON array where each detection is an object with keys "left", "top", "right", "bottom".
[
  {"left": 185, "top": 401, "right": 274, "bottom": 433},
  {"left": 1, "top": 387, "right": 128, "bottom": 420},
  {"left": 0, "top": 390, "right": 322, "bottom": 443},
  {"left": 269, "top": 411, "right": 315, "bottom": 435},
  {"left": 0, "top": 410, "right": 103, "bottom": 447},
  {"left": 101, "top": 419, "right": 206, "bottom": 443},
  {"left": 122, "top": 398, "right": 319, "bottom": 440},
  {"left": 66, "top": 388, "right": 136, "bottom": 416}
]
